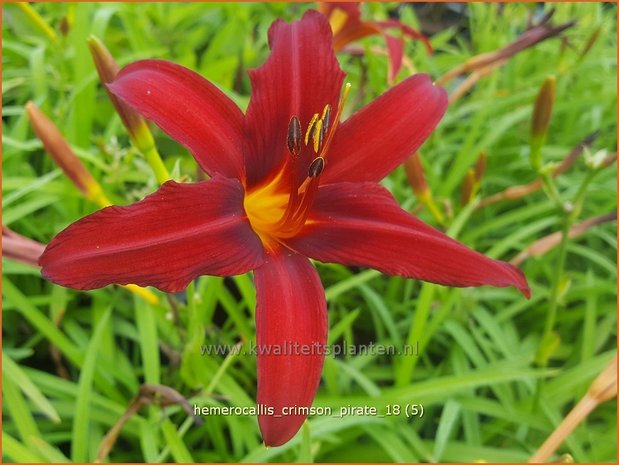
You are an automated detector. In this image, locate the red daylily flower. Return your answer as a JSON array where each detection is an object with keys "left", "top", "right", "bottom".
[
  {"left": 318, "top": 2, "right": 433, "bottom": 82},
  {"left": 39, "top": 11, "right": 529, "bottom": 446}
]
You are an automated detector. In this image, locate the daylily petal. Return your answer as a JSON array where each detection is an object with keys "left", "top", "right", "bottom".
[
  {"left": 383, "top": 33, "right": 404, "bottom": 82},
  {"left": 320, "top": 2, "right": 362, "bottom": 23},
  {"left": 254, "top": 251, "right": 328, "bottom": 446},
  {"left": 108, "top": 59, "right": 245, "bottom": 180},
  {"left": 333, "top": 21, "right": 382, "bottom": 52},
  {"left": 322, "top": 74, "right": 448, "bottom": 184},
  {"left": 39, "top": 176, "right": 264, "bottom": 293},
  {"left": 244, "top": 10, "right": 345, "bottom": 187},
  {"left": 288, "top": 183, "right": 530, "bottom": 297},
  {"left": 377, "top": 20, "right": 434, "bottom": 55}
]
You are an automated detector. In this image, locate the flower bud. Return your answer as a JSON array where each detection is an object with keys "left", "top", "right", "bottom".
[
  {"left": 88, "top": 36, "right": 169, "bottom": 184},
  {"left": 87, "top": 36, "right": 148, "bottom": 149},
  {"left": 580, "top": 25, "right": 602, "bottom": 60},
  {"left": 474, "top": 152, "right": 487, "bottom": 182},
  {"left": 25, "top": 102, "right": 109, "bottom": 206},
  {"left": 461, "top": 153, "right": 486, "bottom": 206},
  {"left": 405, "top": 152, "right": 445, "bottom": 225},
  {"left": 530, "top": 76, "right": 556, "bottom": 171},
  {"left": 2, "top": 226, "right": 45, "bottom": 267},
  {"left": 460, "top": 168, "right": 476, "bottom": 206},
  {"left": 404, "top": 151, "right": 429, "bottom": 197}
]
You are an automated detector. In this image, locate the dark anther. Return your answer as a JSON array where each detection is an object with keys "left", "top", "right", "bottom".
[
  {"left": 308, "top": 157, "right": 325, "bottom": 178},
  {"left": 287, "top": 116, "right": 302, "bottom": 155},
  {"left": 322, "top": 105, "right": 331, "bottom": 132}
]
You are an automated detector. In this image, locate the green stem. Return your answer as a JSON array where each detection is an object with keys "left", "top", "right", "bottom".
[
  {"left": 131, "top": 126, "right": 170, "bottom": 184},
  {"left": 143, "top": 145, "right": 171, "bottom": 185},
  {"left": 538, "top": 168, "right": 599, "bottom": 364},
  {"left": 540, "top": 171, "right": 564, "bottom": 211},
  {"left": 421, "top": 192, "right": 446, "bottom": 226},
  {"left": 541, "top": 216, "right": 570, "bottom": 342},
  {"left": 15, "top": 3, "right": 58, "bottom": 44}
]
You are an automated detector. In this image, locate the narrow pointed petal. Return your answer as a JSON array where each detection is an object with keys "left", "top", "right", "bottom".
[
  {"left": 254, "top": 251, "right": 328, "bottom": 446},
  {"left": 377, "top": 20, "right": 434, "bottom": 55},
  {"left": 108, "top": 60, "right": 245, "bottom": 180},
  {"left": 40, "top": 177, "right": 264, "bottom": 292},
  {"left": 287, "top": 183, "right": 530, "bottom": 297},
  {"left": 384, "top": 33, "right": 404, "bottom": 82},
  {"left": 333, "top": 22, "right": 382, "bottom": 52},
  {"left": 322, "top": 74, "right": 448, "bottom": 184},
  {"left": 244, "top": 10, "right": 345, "bottom": 186}
]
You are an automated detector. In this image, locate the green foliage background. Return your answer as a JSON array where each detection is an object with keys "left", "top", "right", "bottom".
[{"left": 2, "top": 2, "right": 617, "bottom": 463}]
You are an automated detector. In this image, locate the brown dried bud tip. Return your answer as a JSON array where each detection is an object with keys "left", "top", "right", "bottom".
[
  {"left": 308, "top": 157, "right": 325, "bottom": 178},
  {"left": 474, "top": 152, "right": 487, "bottom": 181},
  {"left": 580, "top": 25, "right": 602, "bottom": 59},
  {"left": 59, "top": 16, "right": 70, "bottom": 36},
  {"left": 531, "top": 75, "right": 556, "bottom": 141},
  {"left": 287, "top": 116, "right": 302, "bottom": 156}
]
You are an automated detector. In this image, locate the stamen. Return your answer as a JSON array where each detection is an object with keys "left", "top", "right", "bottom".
[
  {"left": 317, "top": 83, "right": 351, "bottom": 160},
  {"left": 308, "top": 157, "right": 325, "bottom": 178},
  {"left": 321, "top": 104, "right": 332, "bottom": 132},
  {"left": 271, "top": 84, "right": 354, "bottom": 242},
  {"left": 312, "top": 119, "right": 324, "bottom": 153},
  {"left": 287, "top": 116, "right": 301, "bottom": 156},
  {"left": 304, "top": 113, "right": 319, "bottom": 146}
]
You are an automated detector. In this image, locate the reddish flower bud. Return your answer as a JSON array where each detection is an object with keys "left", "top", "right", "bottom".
[
  {"left": 460, "top": 168, "right": 476, "bottom": 206},
  {"left": 88, "top": 36, "right": 169, "bottom": 184},
  {"left": 25, "top": 102, "right": 107, "bottom": 205},
  {"left": 2, "top": 226, "right": 46, "bottom": 267},
  {"left": 530, "top": 76, "right": 556, "bottom": 170},
  {"left": 474, "top": 152, "right": 487, "bottom": 182},
  {"left": 404, "top": 152, "right": 445, "bottom": 224},
  {"left": 87, "top": 36, "right": 149, "bottom": 147},
  {"left": 404, "top": 151, "right": 429, "bottom": 197},
  {"left": 462, "top": 152, "right": 486, "bottom": 206}
]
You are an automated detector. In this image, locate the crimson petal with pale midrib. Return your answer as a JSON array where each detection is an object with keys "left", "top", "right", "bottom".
[
  {"left": 254, "top": 251, "right": 328, "bottom": 446},
  {"left": 287, "top": 182, "right": 531, "bottom": 297},
  {"left": 39, "top": 176, "right": 265, "bottom": 293},
  {"left": 108, "top": 59, "right": 245, "bottom": 180}
]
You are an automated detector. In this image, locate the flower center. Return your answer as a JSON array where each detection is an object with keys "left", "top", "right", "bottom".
[{"left": 244, "top": 83, "right": 351, "bottom": 249}]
